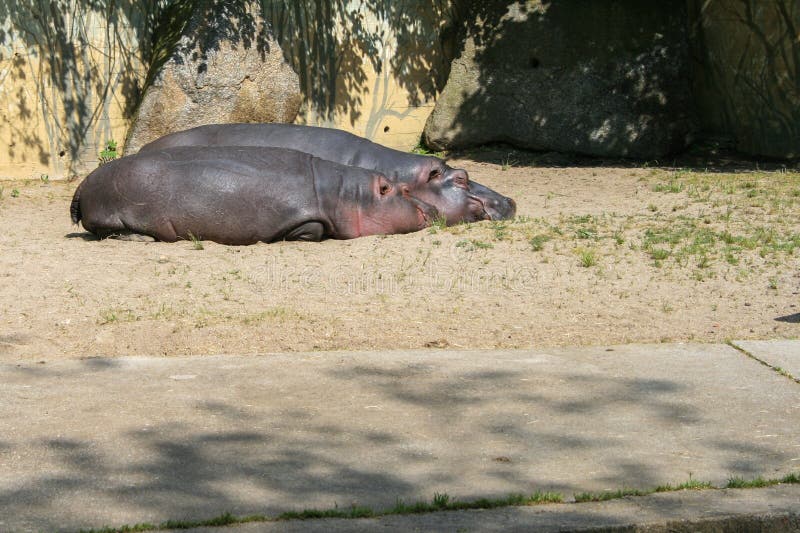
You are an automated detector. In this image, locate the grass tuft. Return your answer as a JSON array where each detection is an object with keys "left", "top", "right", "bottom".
[
  {"left": 75, "top": 472, "right": 800, "bottom": 533},
  {"left": 432, "top": 491, "right": 450, "bottom": 508},
  {"left": 529, "top": 233, "right": 550, "bottom": 251},
  {"left": 187, "top": 232, "right": 204, "bottom": 250},
  {"left": 574, "top": 488, "right": 646, "bottom": 502},
  {"left": 654, "top": 479, "right": 713, "bottom": 492},
  {"left": 455, "top": 239, "right": 493, "bottom": 251},
  {"left": 577, "top": 248, "right": 598, "bottom": 268},
  {"left": 782, "top": 473, "right": 800, "bottom": 484},
  {"left": 726, "top": 476, "right": 771, "bottom": 489},
  {"left": 652, "top": 180, "right": 684, "bottom": 193}
]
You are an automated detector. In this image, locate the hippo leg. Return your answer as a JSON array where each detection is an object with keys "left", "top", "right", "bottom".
[{"left": 282, "top": 221, "right": 325, "bottom": 242}]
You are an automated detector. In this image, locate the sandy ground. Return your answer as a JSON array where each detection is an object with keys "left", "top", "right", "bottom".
[{"left": 1, "top": 153, "right": 798, "bottom": 360}]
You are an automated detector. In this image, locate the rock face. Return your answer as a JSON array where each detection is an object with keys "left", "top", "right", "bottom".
[
  {"left": 688, "top": 0, "right": 800, "bottom": 159},
  {"left": 424, "top": 1, "right": 695, "bottom": 159},
  {"left": 125, "top": 0, "right": 301, "bottom": 155}
]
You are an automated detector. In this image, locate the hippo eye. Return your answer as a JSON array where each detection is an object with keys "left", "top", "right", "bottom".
[{"left": 428, "top": 169, "right": 440, "bottom": 182}]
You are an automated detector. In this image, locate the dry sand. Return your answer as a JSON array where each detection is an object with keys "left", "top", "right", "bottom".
[{"left": 1, "top": 154, "right": 798, "bottom": 360}]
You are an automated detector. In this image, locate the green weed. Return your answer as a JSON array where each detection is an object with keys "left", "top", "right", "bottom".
[
  {"left": 99, "top": 140, "right": 119, "bottom": 165},
  {"left": 428, "top": 215, "right": 448, "bottom": 233},
  {"left": 574, "top": 488, "right": 646, "bottom": 502},
  {"left": 491, "top": 221, "right": 509, "bottom": 240},
  {"left": 529, "top": 234, "right": 550, "bottom": 251},
  {"left": 74, "top": 472, "right": 800, "bottom": 533},
  {"left": 570, "top": 214, "right": 593, "bottom": 224},
  {"left": 652, "top": 180, "right": 684, "bottom": 193},
  {"left": 432, "top": 492, "right": 450, "bottom": 508},
  {"left": 654, "top": 479, "right": 713, "bottom": 492},
  {"left": 98, "top": 308, "right": 136, "bottom": 325},
  {"left": 577, "top": 248, "right": 598, "bottom": 268},
  {"left": 650, "top": 248, "right": 670, "bottom": 261},
  {"left": 456, "top": 239, "right": 493, "bottom": 251},
  {"left": 726, "top": 476, "right": 771, "bottom": 489},
  {"left": 501, "top": 155, "right": 517, "bottom": 171},
  {"left": 187, "top": 232, "right": 204, "bottom": 250}
]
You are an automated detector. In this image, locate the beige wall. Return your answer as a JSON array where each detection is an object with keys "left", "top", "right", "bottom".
[
  {"left": 263, "top": 1, "right": 454, "bottom": 152},
  {"left": 0, "top": 1, "right": 450, "bottom": 180},
  {"left": 297, "top": 46, "right": 437, "bottom": 152},
  {"left": 7, "top": 1, "right": 792, "bottom": 181},
  {"left": 0, "top": 2, "right": 154, "bottom": 180}
]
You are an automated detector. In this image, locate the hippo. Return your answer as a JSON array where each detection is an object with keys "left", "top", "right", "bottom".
[
  {"left": 70, "top": 147, "right": 439, "bottom": 245},
  {"left": 138, "top": 123, "right": 517, "bottom": 225}
]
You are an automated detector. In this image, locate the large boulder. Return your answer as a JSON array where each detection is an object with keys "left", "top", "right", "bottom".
[
  {"left": 125, "top": 0, "right": 301, "bottom": 154},
  {"left": 424, "top": 1, "right": 695, "bottom": 159}
]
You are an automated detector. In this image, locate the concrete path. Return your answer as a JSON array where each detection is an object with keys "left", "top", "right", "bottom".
[
  {"left": 735, "top": 339, "right": 800, "bottom": 380},
  {"left": 1, "top": 341, "right": 799, "bottom": 532},
  {"left": 179, "top": 485, "right": 800, "bottom": 532}
]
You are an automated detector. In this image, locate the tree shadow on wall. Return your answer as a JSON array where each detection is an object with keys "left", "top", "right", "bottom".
[
  {"left": 0, "top": 1, "right": 164, "bottom": 174},
  {"left": 1, "top": 0, "right": 458, "bottom": 172},
  {"left": 263, "top": 0, "right": 458, "bottom": 126},
  {"left": 688, "top": 0, "right": 800, "bottom": 159},
  {"left": 427, "top": 0, "right": 695, "bottom": 160},
  {"left": 150, "top": 0, "right": 459, "bottom": 127}
]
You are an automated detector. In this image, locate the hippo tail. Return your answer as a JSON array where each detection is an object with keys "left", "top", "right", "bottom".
[{"left": 70, "top": 180, "right": 84, "bottom": 224}]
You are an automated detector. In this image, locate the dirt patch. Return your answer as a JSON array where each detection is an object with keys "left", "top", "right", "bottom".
[{"left": 0, "top": 160, "right": 798, "bottom": 360}]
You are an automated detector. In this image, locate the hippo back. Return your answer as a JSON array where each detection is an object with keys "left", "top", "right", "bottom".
[{"left": 139, "top": 123, "right": 436, "bottom": 183}]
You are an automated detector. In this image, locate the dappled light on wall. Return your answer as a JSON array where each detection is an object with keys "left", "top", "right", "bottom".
[{"left": 0, "top": 1, "right": 162, "bottom": 177}]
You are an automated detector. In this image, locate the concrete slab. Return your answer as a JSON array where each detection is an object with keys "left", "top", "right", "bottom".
[
  {"left": 178, "top": 485, "right": 800, "bottom": 532},
  {"left": 733, "top": 339, "right": 800, "bottom": 380},
  {"left": 1, "top": 344, "right": 799, "bottom": 532}
]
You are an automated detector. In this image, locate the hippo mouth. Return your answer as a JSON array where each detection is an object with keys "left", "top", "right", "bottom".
[
  {"left": 467, "top": 194, "right": 492, "bottom": 221},
  {"left": 407, "top": 196, "right": 439, "bottom": 228}
]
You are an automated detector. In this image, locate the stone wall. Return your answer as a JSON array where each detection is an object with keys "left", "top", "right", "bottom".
[
  {"left": 124, "top": 0, "right": 303, "bottom": 154},
  {"left": 688, "top": 0, "right": 799, "bottom": 159},
  {"left": 0, "top": 1, "right": 454, "bottom": 179},
  {"left": 423, "top": 0, "right": 695, "bottom": 158},
  {"left": 0, "top": 1, "right": 797, "bottom": 180}
]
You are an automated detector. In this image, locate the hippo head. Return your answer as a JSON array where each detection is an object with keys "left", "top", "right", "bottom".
[
  {"left": 335, "top": 174, "right": 439, "bottom": 239},
  {"left": 410, "top": 158, "right": 516, "bottom": 225}
]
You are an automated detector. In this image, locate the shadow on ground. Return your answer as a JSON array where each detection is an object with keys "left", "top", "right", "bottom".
[
  {"left": 1, "top": 348, "right": 796, "bottom": 531},
  {"left": 452, "top": 143, "right": 800, "bottom": 173},
  {"left": 775, "top": 313, "right": 800, "bottom": 324}
]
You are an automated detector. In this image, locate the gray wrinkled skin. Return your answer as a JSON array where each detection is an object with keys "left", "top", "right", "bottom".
[
  {"left": 139, "top": 123, "right": 517, "bottom": 225},
  {"left": 71, "top": 147, "right": 439, "bottom": 245}
]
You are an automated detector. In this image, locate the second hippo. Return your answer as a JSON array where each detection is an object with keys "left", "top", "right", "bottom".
[{"left": 138, "top": 123, "right": 517, "bottom": 225}]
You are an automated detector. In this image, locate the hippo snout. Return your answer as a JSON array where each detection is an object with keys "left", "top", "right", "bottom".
[{"left": 486, "top": 195, "right": 517, "bottom": 220}]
